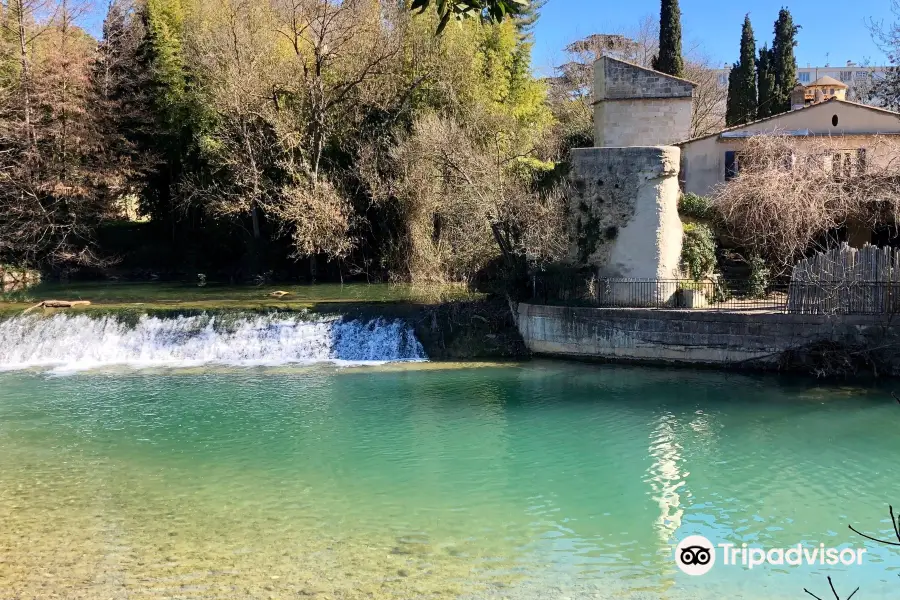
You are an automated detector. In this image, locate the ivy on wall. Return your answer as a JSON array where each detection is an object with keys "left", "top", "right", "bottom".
[{"left": 680, "top": 222, "right": 717, "bottom": 280}]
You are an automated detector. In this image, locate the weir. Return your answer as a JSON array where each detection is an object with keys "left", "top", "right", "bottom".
[{"left": 0, "top": 313, "right": 426, "bottom": 372}]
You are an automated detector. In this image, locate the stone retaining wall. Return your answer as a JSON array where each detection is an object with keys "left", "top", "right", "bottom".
[{"left": 514, "top": 302, "right": 898, "bottom": 371}]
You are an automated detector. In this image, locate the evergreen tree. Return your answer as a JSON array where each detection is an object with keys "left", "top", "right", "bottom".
[
  {"left": 93, "top": 0, "right": 153, "bottom": 185},
  {"left": 770, "top": 8, "right": 799, "bottom": 114},
  {"left": 651, "top": 0, "right": 684, "bottom": 77},
  {"left": 135, "top": 0, "right": 210, "bottom": 228},
  {"left": 513, "top": 0, "right": 544, "bottom": 39},
  {"left": 756, "top": 44, "right": 776, "bottom": 119},
  {"left": 725, "top": 14, "right": 757, "bottom": 126},
  {"left": 725, "top": 64, "right": 739, "bottom": 125}
]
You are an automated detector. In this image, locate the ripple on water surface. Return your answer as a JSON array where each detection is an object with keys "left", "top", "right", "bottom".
[{"left": 1, "top": 362, "right": 899, "bottom": 599}]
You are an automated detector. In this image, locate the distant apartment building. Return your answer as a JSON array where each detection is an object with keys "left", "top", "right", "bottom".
[{"left": 714, "top": 61, "right": 888, "bottom": 100}]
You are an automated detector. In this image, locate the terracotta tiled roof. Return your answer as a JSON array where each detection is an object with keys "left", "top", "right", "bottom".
[{"left": 808, "top": 75, "right": 849, "bottom": 88}]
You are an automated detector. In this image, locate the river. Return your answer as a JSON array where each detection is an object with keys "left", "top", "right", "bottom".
[{"left": 0, "top": 313, "right": 898, "bottom": 598}]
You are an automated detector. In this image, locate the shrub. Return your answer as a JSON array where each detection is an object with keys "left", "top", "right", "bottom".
[
  {"left": 678, "top": 193, "right": 713, "bottom": 220},
  {"left": 710, "top": 134, "right": 900, "bottom": 268},
  {"left": 680, "top": 222, "right": 717, "bottom": 280},
  {"left": 748, "top": 255, "right": 770, "bottom": 298}
]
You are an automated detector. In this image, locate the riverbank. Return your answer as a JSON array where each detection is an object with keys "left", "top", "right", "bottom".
[
  {"left": 514, "top": 302, "right": 900, "bottom": 377},
  {"left": 9, "top": 281, "right": 900, "bottom": 376}
]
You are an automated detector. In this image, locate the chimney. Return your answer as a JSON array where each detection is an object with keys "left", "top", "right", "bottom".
[{"left": 790, "top": 84, "right": 807, "bottom": 110}]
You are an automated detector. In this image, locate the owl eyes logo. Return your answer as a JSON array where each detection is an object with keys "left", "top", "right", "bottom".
[
  {"left": 675, "top": 535, "right": 716, "bottom": 575},
  {"left": 680, "top": 545, "right": 712, "bottom": 565}
]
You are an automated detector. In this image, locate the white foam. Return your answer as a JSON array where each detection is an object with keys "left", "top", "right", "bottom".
[{"left": 0, "top": 313, "right": 426, "bottom": 373}]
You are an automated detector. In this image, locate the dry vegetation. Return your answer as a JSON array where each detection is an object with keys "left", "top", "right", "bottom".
[
  {"left": 711, "top": 134, "right": 900, "bottom": 268},
  {"left": 359, "top": 114, "right": 567, "bottom": 283}
]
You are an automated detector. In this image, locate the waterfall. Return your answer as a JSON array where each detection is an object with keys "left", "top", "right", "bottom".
[{"left": 0, "top": 313, "right": 426, "bottom": 372}]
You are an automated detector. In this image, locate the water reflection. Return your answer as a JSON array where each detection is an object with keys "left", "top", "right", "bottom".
[
  {"left": 1, "top": 362, "right": 899, "bottom": 599},
  {"left": 646, "top": 412, "right": 685, "bottom": 547}
]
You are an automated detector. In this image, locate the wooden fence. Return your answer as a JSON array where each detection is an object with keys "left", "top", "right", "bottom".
[{"left": 787, "top": 243, "right": 900, "bottom": 314}]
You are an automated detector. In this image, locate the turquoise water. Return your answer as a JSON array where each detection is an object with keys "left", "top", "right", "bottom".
[{"left": 2, "top": 362, "right": 900, "bottom": 599}]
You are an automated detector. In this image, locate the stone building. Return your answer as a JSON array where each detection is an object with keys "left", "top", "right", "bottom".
[
  {"left": 677, "top": 97, "right": 900, "bottom": 200},
  {"left": 567, "top": 57, "right": 695, "bottom": 294},
  {"left": 593, "top": 56, "right": 696, "bottom": 147}
]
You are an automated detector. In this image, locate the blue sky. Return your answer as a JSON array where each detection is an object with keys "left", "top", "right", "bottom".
[
  {"left": 531, "top": 0, "right": 894, "bottom": 76},
  {"left": 79, "top": 0, "right": 894, "bottom": 76}
]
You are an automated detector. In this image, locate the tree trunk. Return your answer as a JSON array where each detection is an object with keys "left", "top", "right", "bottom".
[
  {"left": 251, "top": 204, "right": 261, "bottom": 239},
  {"left": 15, "top": 0, "right": 34, "bottom": 148}
]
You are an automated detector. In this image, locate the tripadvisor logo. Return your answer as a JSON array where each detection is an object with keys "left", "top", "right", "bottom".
[
  {"left": 675, "top": 535, "right": 716, "bottom": 576},
  {"left": 674, "top": 535, "right": 867, "bottom": 576}
]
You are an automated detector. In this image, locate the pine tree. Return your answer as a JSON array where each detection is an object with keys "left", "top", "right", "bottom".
[
  {"left": 726, "top": 14, "right": 757, "bottom": 126},
  {"left": 651, "top": 0, "right": 684, "bottom": 77},
  {"left": 513, "top": 0, "right": 545, "bottom": 40},
  {"left": 756, "top": 44, "right": 776, "bottom": 119},
  {"left": 92, "top": 0, "right": 154, "bottom": 193},
  {"left": 770, "top": 8, "right": 799, "bottom": 115},
  {"left": 134, "top": 0, "right": 210, "bottom": 228}
]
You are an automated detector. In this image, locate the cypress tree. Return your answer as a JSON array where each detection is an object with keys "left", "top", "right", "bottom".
[
  {"left": 770, "top": 8, "right": 799, "bottom": 114},
  {"left": 726, "top": 15, "right": 758, "bottom": 126},
  {"left": 756, "top": 44, "right": 776, "bottom": 119},
  {"left": 652, "top": 0, "right": 684, "bottom": 77},
  {"left": 726, "top": 65, "right": 739, "bottom": 125}
]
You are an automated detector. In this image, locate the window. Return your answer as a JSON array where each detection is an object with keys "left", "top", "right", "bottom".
[
  {"left": 718, "top": 73, "right": 728, "bottom": 86},
  {"left": 840, "top": 71, "right": 853, "bottom": 82},
  {"left": 799, "top": 72, "right": 811, "bottom": 83},
  {"left": 826, "top": 149, "right": 867, "bottom": 178},
  {"left": 832, "top": 114, "right": 839, "bottom": 127},
  {"left": 855, "top": 71, "right": 870, "bottom": 79},
  {"left": 724, "top": 151, "right": 738, "bottom": 180}
]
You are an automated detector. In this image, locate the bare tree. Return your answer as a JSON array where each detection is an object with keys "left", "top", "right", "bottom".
[
  {"left": 273, "top": 0, "right": 403, "bottom": 185},
  {"left": 0, "top": 0, "right": 119, "bottom": 268},
  {"left": 183, "top": 0, "right": 387, "bottom": 260},
  {"left": 711, "top": 134, "right": 900, "bottom": 269},
  {"left": 684, "top": 51, "right": 727, "bottom": 138},
  {"left": 360, "top": 114, "right": 565, "bottom": 282},
  {"left": 868, "top": 0, "right": 900, "bottom": 110}
]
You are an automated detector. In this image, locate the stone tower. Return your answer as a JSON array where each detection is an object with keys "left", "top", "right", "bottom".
[
  {"left": 593, "top": 56, "right": 695, "bottom": 147},
  {"left": 566, "top": 57, "right": 696, "bottom": 302}
]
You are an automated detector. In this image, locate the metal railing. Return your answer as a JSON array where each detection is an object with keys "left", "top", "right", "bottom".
[{"left": 528, "top": 274, "right": 900, "bottom": 315}]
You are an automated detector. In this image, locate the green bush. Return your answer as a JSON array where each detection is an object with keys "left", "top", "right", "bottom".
[
  {"left": 748, "top": 255, "right": 770, "bottom": 299},
  {"left": 678, "top": 193, "right": 713, "bottom": 220},
  {"left": 680, "top": 222, "right": 717, "bottom": 280}
]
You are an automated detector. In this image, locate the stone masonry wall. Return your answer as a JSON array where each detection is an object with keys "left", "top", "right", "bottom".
[
  {"left": 568, "top": 146, "right": 682, "bottom": 281},
  {"left": 594, "top": 56, "right": 694, "bottom": 101},
  {"left": 594, "top": 98, "right": 693, "bottom": 147},
  {"left": 515, "top": 302, "right": 900, "bottom": 372},
  {"left": 592, "top": 56, "right": 694, "bottom": 147}
]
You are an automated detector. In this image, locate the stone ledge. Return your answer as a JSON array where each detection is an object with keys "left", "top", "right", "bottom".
[
  {"left": 517, "top": 303, "right": 889, "bottom": 326},
  {"left": 515, "top": 302, "right": 900, "bottom": 371}
]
